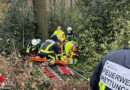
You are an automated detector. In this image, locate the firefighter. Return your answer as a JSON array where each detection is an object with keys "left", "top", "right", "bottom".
[
  {"left": 38, "top": 35, "right": 61, "bottom": 64},
  {"left": 52, "top": 26, "right": 65, "bottom": 54},
  {"left": 64, "top": 41, "right": 78, "bottom": 64},
  {"left": 26, "top": 39, "right": 42, "bottom": 56},
  {"left": 90, "top": 48, "right": 130, "bottom": 90},
  {"left": 52, "top": 26, "right": 65, "bottom": 42},
  {"left": 67, "top": 27, "right": 74, "bottom": 41}
]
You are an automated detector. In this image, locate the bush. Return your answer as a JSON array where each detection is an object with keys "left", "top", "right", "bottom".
[
  {"left": 47, "top": 0, "right": 130, "bottom": 78},
  {"left": 77, "top": 0, "right": 130, "bottom": 73},
  {"left": 0, "top": 0, "right": 36, "bottom": 54}
]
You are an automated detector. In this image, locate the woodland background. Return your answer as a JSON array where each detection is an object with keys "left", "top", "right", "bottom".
[{"left": 0, "top": 0, "right": 130, "bottom": 89}]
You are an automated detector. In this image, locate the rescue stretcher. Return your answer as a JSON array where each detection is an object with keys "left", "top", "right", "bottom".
[
  {"left": 28, "top": 52, "right": 78, "bottom": 82},
  {"left": 29, "top": 56, "right": 75, "bottom": 82},
  {"left": 29, "top": 56, "right": 70, "bottom": 65}
]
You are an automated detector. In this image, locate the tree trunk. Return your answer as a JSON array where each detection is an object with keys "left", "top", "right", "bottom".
[
  {"left": 33, "top": 0, "right": 48, "bottom": 41},
  {"left": 70, "top": 0, "right": 72, "bottom": 10}
]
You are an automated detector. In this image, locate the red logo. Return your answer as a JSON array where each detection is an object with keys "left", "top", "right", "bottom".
[{"left": 0, "top": 76, "right": 6, "bottom": 87}]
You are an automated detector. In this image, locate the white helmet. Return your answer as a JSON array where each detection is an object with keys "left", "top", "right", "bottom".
[
  {"left": 67, "top": 27, "right": 72, "bottom": 31},
  {"left": 31, "top": 39, "right": 38, "bottom": 46}
]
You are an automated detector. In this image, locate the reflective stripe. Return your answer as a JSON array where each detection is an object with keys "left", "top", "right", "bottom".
[
  {"left": 57, "top": 54, "right": 61, "bottom": 57},
  {"left": 40, "top": 43, "right": 54, "bottom": 53},
  {"left": 52, "top": 30, "right": 65, "bottom": 41},
  {"left": 38, "top": 42, "right": 45, "bottom": 53},
  {"left": 46, "top": 39, "right": 55, "bottom": 44},
  {"left": 32, "top": 47, "right": 37, "bottom": 51},
  {"left": 48, "top": 55, "right": 55, "bottom": 64},
  {"left": 26, "top": 45, "right": 31, "bottom": 53},
  {"left": 46, "top": 55, "right": 55, "bottom": 61},
  {"left": 98, "top": 81, "right": 106, "bottom": 90},
  {"left": 40, "top": 50, "right": 53, "bottom": 53},
  {"left": 48, "top": 55, "right": 55, "bottom": 60},
  {"left": 46, "top": 43, "right": 53, "bottom": 51},
  {"left": 26, "top": 48, "right": 30, "bottom": 53}
]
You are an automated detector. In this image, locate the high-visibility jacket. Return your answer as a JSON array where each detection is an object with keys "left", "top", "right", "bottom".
[
  {"left": 26, "top": 39, "right": 42, "bottom": 54},
  {"left": 26, "top": 45, "right": 37, "bottom": 53},
  {"left": 39, "top": 39, "right": 60, "bottom": 56},
  {"left": 64, "top": 41, "right": 77, "bottom": 54},
  {"left": 64, "top": 41, "right": 78, "bottom": 64},
  {"left": 52, "top": 30, "right": 65, "bottom": 42},
  {"left": 98, "top": 82, "right": 106, "bottom": 90}
]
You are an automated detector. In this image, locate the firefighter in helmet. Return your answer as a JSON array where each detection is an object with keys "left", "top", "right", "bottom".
[
  {"left": 64, "top": 41, "right": 78, "bottom": 64},
  {"left": 26, "top": 39, "right": 42, "bottom": 56},
  {"left": 67, "top": 27, "right": 74, "bottom": 41},
  {"left": 90, "top": 48, "right": 130, "bottom": 90},
  {"left": 38, "top": 35, "right": 61, "bottom": 64}
]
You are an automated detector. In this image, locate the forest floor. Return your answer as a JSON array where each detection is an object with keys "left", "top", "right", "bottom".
[{"left": 0, "top": 53, "right": 90, "bottom": 90}]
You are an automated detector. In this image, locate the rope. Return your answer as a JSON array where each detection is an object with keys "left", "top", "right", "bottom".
[
  {"left": 60, "top": 55, "right": 91, "bottom": 77},
  {"left": 72, "top": 67, "right": 92, "bottom": 74}
]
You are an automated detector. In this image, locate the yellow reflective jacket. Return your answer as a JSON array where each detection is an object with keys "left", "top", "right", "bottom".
[
  {"left": 52, "top": 30, "right": 65, "bottom": 41},
  {"left": 98, "top": 81, "right": 106, "bottom": 90},
  {"left": 64, "top": 41, "right": 77, "bottom": 54},
  {"left": 64, "top": 41, "right": 78, "bottom": 64},
  {"left": 26, "top": 39, "right": 42, "bottom": 54},
  {"left": 26, "top": 45, "right": 37, "bottom": 53}
]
